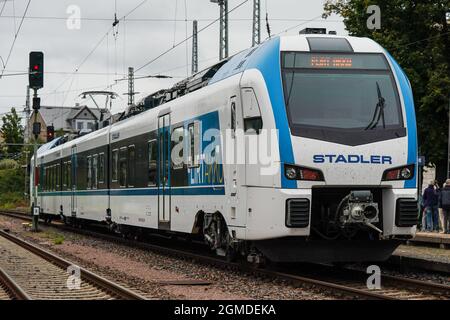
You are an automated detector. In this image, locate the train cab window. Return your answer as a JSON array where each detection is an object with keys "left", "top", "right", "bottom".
[
  {"left": 98, "top": 153, "right": 105, "bottom": 184},
  {"left": 87, "top": 156, "right": 92, "bottom": 189},
  {"left": 188, "top": 122, "right": 200, "bottom": 168},
  {"left": 172, "top": 127, "right": 184, "bottom": 170},
  {"left": 241, "top": 88, "right": 263, "bottom": 134},
  {"left": 148, "top": 140, "right": 157, "bottom": 186},
  {"left": 112, "top": 149, "right": 119, "bottom": 182},
  {"left": 93, "top": 155, "right": 98, "bottom": 189},
  {"left": 119, "top": 147, "right": 127, "bottom": 187},
  {"left": 128, "top": 146, "right": 135, "bottom": 188}
]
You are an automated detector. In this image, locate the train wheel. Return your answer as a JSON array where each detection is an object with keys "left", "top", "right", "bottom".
[{"left": 203, "top": 212, "right": 233, "bottom": 258}]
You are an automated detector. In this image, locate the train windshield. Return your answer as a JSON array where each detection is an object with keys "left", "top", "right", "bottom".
[{"left": 281, "top": 53, "right": 405, "bottom": 145}]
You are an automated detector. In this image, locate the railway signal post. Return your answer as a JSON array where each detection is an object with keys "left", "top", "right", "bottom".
[{"left": 29, "top": 51, "right": 44, "bottom": 232}]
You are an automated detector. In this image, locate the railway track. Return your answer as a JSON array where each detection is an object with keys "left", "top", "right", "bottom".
[
  {"left": 0, "top": 266, "right": 31, "bottom": 300},
  {"left": 0, "top": 226, "right": 146, "bottom": 300},
  {"left": 1, "top": 209, "right": 450, "bottom": 300}
]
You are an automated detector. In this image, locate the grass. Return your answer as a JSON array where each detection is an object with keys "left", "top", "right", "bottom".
[
  {"left": 0, "top": 192, "right": 28, "bottom": 210},
  {"left": 40, "top": 231, "right": 65, "bottom": 245}
]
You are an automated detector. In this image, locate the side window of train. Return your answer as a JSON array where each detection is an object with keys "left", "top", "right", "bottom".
[
  {"left": 112, "top": 149, "right": 119, "bottom": 182},
  {"left": 172, "top": 126, "right": 184, "bottom": 170},
  {"left": 231, "top": 102, "right": 236, "bottom": 133},
  {"left": 47, "top": 166, "right": 50, "bottom": 191},
  {"left": 188, "top": 122, "right": 200, "bottom": 168},
  {"left": 241, "top": 88, "right": 263, "bottom": 134},
  {"left": 53, "top": 165, "right": 56, "bottom": 191},
  {"left": 62, "top": 162, "right": 66, "bottom": 189},
  {"left": 128, "top": 146, "right": 135, "bottom": 188},
  {"left": 50, "top": 165, "right": 53, "bottom": 191},
  {"left": 43, "top": 167, "right": 46, "bottom": 191},
  {"left": 67, "top": 161, "right": 72, "bottom": 190},
  {"left": 98, "top": 153, "right": 105, "bottom": 185},
  {"left": 55, "top": 164, "right": 58, "bottom": 190},
  {"left": 87, "top": 156, "right": 92, "bottom": 189},
  {"left": 93, "top": 154, "right": 98, "bottom": 189},
  {"left": 49, "top": 166, "right": 51, "bottom": 191},
  {"left": 148, "top": 140, "right": 157, "bottom": 186},
  {"left": 119, "top": 147, "right": 127, "bottom": 188}
]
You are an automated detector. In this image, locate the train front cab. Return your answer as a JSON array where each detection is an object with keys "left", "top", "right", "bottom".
[{"left": 237, "top": 36, "right": 418, "bottom": 263}]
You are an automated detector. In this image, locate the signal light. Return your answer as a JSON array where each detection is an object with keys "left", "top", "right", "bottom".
[
  {"left": 382, "top": 164, "right": 415, "bottom": 181},
  {"left": 32, "top": 96, "right": 40, "bottom": 110},
  {"left": 46, "top": 125, "right": 55, "bottom": 142},
  {"left": 29, "top": 51, "right": 44, "bottom": 89},
  {"left": 285, "top": 164, "right": 325, "bottom": 181}
]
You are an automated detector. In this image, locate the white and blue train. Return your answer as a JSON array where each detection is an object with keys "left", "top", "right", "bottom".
[{"left": 31, "top": 34, "right": 418, "bottom": 263}]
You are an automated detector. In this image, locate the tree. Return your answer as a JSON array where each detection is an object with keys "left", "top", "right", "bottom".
[
  {"left": 0, "top": 108, "right": 24, "bottom": 158},
  {"left": 324, "top": 0, "right": 450, "bottom": 182}
]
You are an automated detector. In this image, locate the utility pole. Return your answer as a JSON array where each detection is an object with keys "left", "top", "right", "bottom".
[
  {"left": 32, "top": 88, "right": 39, "bottom": 232},
  {"left": 211, "top": 0, "right": 229, "bottom": 60},
  {"left": 127, "top": 67, "right": 135, "bottom": 106},
  {"left": 24, "top": 150, "right": 29, "bottom": 200},
  {"left": 29, "top": 51, "right": 44, "bottom": 232},
  {"left": 192, "top": 20, "right": 198, "bottom": 74},
  {"left": 252, "top": 0, "right": 261, "bottom": 47},
  {"left": 24, "top": 86, "right": 30, "bottom": 143}
]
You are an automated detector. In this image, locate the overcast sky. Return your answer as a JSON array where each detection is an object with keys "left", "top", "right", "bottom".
[{"left": 0, "top": 0, "right": 346, "bottom": 121}]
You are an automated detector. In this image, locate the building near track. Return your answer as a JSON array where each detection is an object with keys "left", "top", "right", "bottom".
[{"left": 26, "top": 104, "right": 111, "bottom": 141}]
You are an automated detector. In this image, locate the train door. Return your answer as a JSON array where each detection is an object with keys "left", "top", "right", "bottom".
[
  {"left": 158, "top": 113, "right": 171, "bottom": 230},
  {"left": 227, "top": 96, "right": 241, "bottom": 223},
  {"left": 70, "top": 146, "right": 77, "bottom": 217}
]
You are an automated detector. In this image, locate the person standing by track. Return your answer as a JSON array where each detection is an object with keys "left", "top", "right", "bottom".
[
  {"left": 438, "top": 179, "right": 450, "bottom": 234},
  {"left": 423, "top": 180, "right": 439, "bottom": 232}
]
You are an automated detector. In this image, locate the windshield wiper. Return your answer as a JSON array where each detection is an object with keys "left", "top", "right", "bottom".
[
  {"left": 365, "top": 82, "right": 386, "bottom": 130},
  {"left": 285, "top": 54, "right": 297, "bottom": 107}
]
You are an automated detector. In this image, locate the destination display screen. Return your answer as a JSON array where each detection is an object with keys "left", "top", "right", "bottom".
[
  {"left": 310, "top": 56, "right": 353, "bottom": 68},
  {"left": 282, "top": 53, "right": 389, "bottom": 70}
]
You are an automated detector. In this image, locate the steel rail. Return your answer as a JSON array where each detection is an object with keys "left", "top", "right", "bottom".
[
  {"left": 0, "top": 266, "right": 32, "bottom": 300},
  {"left": 0, "top": 228, "right": 146, "bottom": 300},
  {"left": 1, "top": 210, "right": 449, "bottom": 300}
]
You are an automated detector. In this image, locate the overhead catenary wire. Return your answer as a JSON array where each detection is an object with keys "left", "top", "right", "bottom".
[
  {"left": 0, "top": 15, "right": 344, "bottom": 22},
  {"left": 0, "top": 0, "right": 7, "bottom": 17},
  {"left": 172, "top": 0, "right": 178, "bottom": 47},
  {"left": 135, "top": 0, "right": 250, "bottom": 73},
  {"left": 184, "top": 0, "right": 188, "bottom": 77},
  {"left": 273, "top": 14, "right": 324, "bottom": 37},
  {"left": 265, "top": 0, "right": 271, "bottom": 39},
  {"left": 12, "top": 0, "right": 16, "bottom": 34},
  {"left": 48, "top": 0, "right": 148, "bottom": 97},
  {"left": 0, "top": 0, "right": 32, "bottom": 79}
]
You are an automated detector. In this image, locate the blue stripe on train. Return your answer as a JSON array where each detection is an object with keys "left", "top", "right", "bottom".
[
  {"left": 385, "top": 51, "right": 418, "bottom": 189},
  {"left": 38, "top": 186, "right": 225, "bottom": 197},
  {"left": 210, "top": 37, "right": 297, "bottom": 189}
]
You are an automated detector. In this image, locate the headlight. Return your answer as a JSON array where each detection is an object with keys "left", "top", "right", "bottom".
[
  {"left": 285, "top": 166, "right": 298, "bottom": 180},
  {"left": 400, "top": 167, "right": 412, "bottom": 179},
  {"left": 382, "top": 164, "right": 415, "bottom": 181},
  {"left": 285, "top": 164, "right": 324, "bottom": 181}
]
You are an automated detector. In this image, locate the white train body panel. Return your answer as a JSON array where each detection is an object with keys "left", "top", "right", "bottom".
[{"left": 30, "top": 34, "right": 418, "bottom": 262}]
